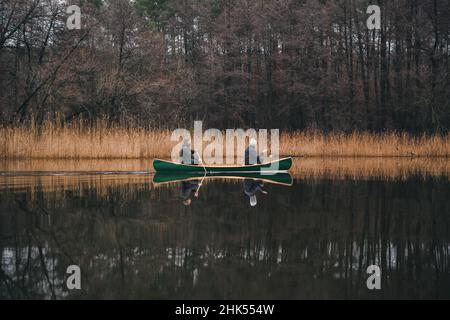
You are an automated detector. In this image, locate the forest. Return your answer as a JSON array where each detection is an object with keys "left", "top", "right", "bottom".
[{"left": 0, "top": 0, "right": 449, "bottom": 134}]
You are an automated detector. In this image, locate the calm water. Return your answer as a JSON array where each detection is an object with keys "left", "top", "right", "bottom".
[{"left": 1, "top": 159, "right": 450, "bottom": 299}]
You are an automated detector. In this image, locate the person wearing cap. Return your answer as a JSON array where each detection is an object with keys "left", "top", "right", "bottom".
[
  {"left": 244, "top": 138, "right": 264, "bottom": 165},
  {"left": 179, "top": 140, "right": 204, "bottom": 206},
  {"left": 180, "top": 139, "right": 202, "bottom": 165}
]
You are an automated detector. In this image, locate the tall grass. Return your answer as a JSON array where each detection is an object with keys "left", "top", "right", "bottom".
[
  {"left": 1, "top": 119, "right": 450, "bottom": 159},
  {"left": 291, "top": 157, "right": 450, "bottom": 180},
  {"left": 282, "top": 131, "right": 450, "bottom": 158},
  {"left": 0, "top": 119, "right": 173, "bottom": 159}
]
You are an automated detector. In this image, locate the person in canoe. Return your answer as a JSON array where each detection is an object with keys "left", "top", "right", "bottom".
[
  {"left": 244, "top": 179, "right": 268, "bottom": 207},
  {"left": 180, "top": 139, "right": 202, "bottom": 165},
  {"left": 179, "top": 140, "right": 204, "bottom": 205},
  {"left": 245, "top": 138, "right": 265, "bottom": 165}
]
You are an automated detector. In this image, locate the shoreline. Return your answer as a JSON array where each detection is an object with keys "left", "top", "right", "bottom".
[
  {"left": 1, "top": 157, "right": 450, "bottom": 181},
  {"left": 1, "top": 155, "right": 450, "bottom": 160}
]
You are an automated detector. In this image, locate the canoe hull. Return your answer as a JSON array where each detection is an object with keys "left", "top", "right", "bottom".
[{"left": 153, "top": 157, "right": 292, "bottom": 173}]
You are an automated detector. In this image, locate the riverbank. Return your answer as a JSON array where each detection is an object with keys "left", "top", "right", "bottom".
[
  {"left": 1, "top": 121, "right": 449, "bottom": 159},
  {"left": 1, "top": 158, "right": 449, "bottom": 181}
]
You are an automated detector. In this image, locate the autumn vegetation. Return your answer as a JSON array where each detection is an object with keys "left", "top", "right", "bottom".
[
  {"left": 1, "top": 119, "right": 449, "bottom": 159},
  {"left": 1, "top": 0, "right": 449, "bottom": 159}
]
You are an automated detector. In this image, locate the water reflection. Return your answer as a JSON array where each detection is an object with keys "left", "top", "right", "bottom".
[
  {"left": 154, "top": 173, "right": 291, "bottom": 208},
  {"left": 0, "top": 161, "right": 450, "bottom": 299},
  {"left": 2, "top": 157, "right": 450, "bottom": 180},
  {"left": 243, "top": 179, "right": 268, "bottom": 207},
  {"left": 181, "top": 180, "right": 200, "bottom": 206}
]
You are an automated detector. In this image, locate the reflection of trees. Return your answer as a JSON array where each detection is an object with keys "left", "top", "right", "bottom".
[
  {"left": 1, "top": 177, "right": 449, "bottom": 299},
  {"left": 0, "top": 199, "right": 63, "bottom": 299}
]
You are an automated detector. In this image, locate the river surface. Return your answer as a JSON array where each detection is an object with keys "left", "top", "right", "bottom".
[{"left": 0, "top": 158, "right": 449, "bottom": 299}]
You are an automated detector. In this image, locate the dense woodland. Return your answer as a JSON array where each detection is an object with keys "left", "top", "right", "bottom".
[{"left": 0, "top": 0, "right": 449, "bottom": 133}]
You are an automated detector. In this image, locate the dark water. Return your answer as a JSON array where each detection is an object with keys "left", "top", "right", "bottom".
[{"left": 0, "top": 173, "right": 450, "bottom": 300}]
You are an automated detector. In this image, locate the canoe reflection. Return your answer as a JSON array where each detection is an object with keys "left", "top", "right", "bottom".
[
  {"left": 2, "top": 172, "right": 450, "bottom": 299},
  {"left": 153, "top": 172, "right": 293, "bottom": 206}
]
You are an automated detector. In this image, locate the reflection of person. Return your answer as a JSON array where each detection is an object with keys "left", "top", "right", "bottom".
[
  {"left": 244, "top": 179, "right": 268, "bottom": 207},
  {"left": 180, "top": 140, "right": 202, "bottom": 165},
  {"left": 244, "top": 138, "right": 264, "bottom": 165},
  {"left": 181, "top": 180, "right": 200, "bottom": 206}
]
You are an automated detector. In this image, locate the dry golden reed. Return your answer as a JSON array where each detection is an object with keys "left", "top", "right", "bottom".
[
  {"left": 281, "top": 131, "right": 450, "bottom": 158},
  {"left": 291, "top": 157, "right": 450, "bottom": 181},
  {"left": 1, "top": 120, "right": 450, "bottom": 159},
  {"left": 0, "top": 119, "right": 173, "bottom": 159}
]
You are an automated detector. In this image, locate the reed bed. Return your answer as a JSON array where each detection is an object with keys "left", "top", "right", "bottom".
[
  {"left": 282, "top": 132, "right": 450, "bottom": 158},
  {"left": 290, "top": 157, "right": 450, "bottom": 181},
  {"left": 1, "top": 120, "right": 450, "bottom": 159},
  {"left": 0, "top": 120, "right": 173, "bottom": 159}
]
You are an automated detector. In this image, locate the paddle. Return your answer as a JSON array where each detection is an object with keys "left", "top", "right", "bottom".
[{"left": 195, "top": 154, "right": 207, "bottom": 198}]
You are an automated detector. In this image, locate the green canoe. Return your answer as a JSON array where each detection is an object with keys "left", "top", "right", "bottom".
[
  {"left": 153, "top": 172, "right": 293, "bottom": 186},
  {"left": 153, "top": 157, "right": 293, "bottom": 173}
]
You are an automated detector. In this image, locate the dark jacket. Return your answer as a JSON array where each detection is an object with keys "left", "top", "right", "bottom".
[
  {"left": 244, "top": 179, "right": 264, "bottom": 197},
  {"left": 244, "top": 146, "right": 262, "bottom": 165},
  {"left": 181, "top": 181, "right": 199, "bottom": 200},
  {"left": 180, "top": 144, "right": 200, "bottom": 165}
]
